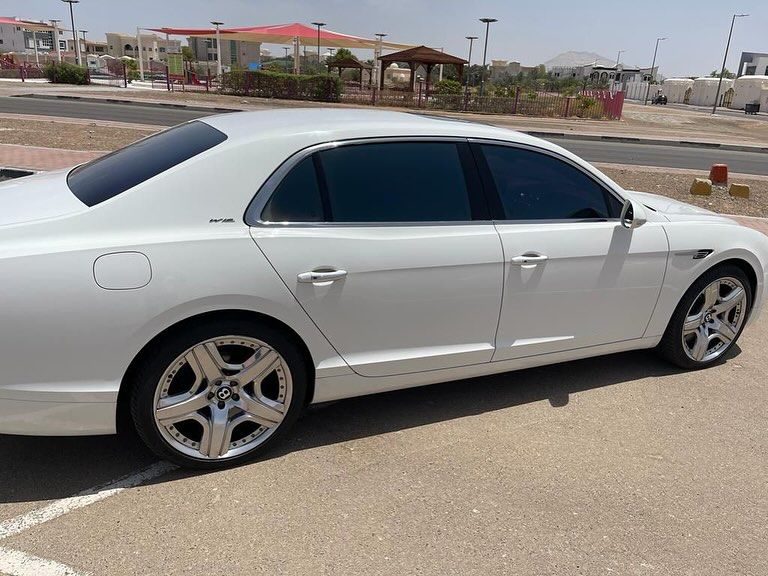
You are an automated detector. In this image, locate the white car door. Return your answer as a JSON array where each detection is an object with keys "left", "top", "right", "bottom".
[
  {"left": 248, "top": 140, "right": 504, "bottom": 377},
  {"left": 472, "top": 142, "right": 669, "bottom": 362}
]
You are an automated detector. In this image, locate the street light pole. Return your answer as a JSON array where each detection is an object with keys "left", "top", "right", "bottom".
[
  {"left": 311, "top": 22, "right": 325, "bottom": 67},
  {"left": 210, "top": 21, "right": 224, "bottom": 77},
  {"left": 643, "top": 37, "right": 667, "bottom": 105},
  {"left": 615, "top": 49, "right": 626, "bottom": 67},
  {"left": 479, "top": 18, "right": 497, "bottom": 97},
  {"left": 712, "top": 13, "right": 749, "bottom": 114},
  {"left": 374, "top": 32, "right": 387, "bottom": 89},
  {"left": 465, "top": 36, "right": 477, "bottom": 95},
  {"left": 50, "top": 19, "right": 62, "bottom": 62},
  {"left": 61, "top": 0, "right": 80, "bottom": 66}
]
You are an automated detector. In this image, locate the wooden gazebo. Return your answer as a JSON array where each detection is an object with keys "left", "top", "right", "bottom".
[
  {"left": 327, "top": 56, "right": 373, "bottom": 89},
  {"left": 378, "top": 45, "right": 467, "bottom": 91}
]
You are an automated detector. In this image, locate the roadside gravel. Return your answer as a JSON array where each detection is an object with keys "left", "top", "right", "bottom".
[{"left": 0, "top": 116, "right": 154, "bottom": 150}]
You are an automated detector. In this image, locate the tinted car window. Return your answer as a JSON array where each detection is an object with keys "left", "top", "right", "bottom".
[
  {"left": 481, "top": 145, "right": 618, "bottom": 220},
  {"left": 261, "top": 156, "right": 323, "bottom": 222},
  {"left": 67, "top": 121, "right": 227, "bottom": 207},
  {"left": 317, "top": 142, "right": 472, "bottom": 222}
]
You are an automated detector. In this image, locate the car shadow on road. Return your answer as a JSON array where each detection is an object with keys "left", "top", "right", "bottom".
[{"left": 0, "top": 347, "right": 729, "bottom": 504}]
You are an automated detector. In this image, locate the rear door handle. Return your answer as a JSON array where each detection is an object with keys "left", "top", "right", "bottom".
[
  {"left": 297, "top": 269, "right": 348, "bottom": 283},
  {"left": 511, "top": 254, "right": 548, "bottom": 266}
]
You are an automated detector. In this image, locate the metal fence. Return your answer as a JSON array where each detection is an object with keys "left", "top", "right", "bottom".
[{"left": 340, "top": 86, "right": 625, "bottom": 120}]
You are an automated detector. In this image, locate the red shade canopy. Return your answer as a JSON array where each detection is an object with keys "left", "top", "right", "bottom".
[{"left": 149, "top": 22, "right": 412, "bottom": 50}]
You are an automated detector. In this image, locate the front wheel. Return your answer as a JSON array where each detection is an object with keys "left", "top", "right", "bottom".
[
  {"left": 658, "top": 265, "right": 752, "bottom": 369},
  {"left": 130, "top": 318, "right": 307, "bottom": 469}
]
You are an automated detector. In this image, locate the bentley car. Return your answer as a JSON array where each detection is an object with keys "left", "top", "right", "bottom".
[{"left": 0, "top": 109, "right": 765, "bottom": 468}]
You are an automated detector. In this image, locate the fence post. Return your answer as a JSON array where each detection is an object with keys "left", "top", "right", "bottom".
[
  {"left": 512, "top": 86, "right": 520, "bottom": 114},
  {"left": 564, "top": 96, "right": 572, "bottom": 118},
  {"left": 417, "top": 83, "right": 423, "bottom": 108},
  {"left": 123, "top": 62, "right": 127, "bottom": 88},
  {"left": 19, "top": 66, "right": 24, "bottom": 82},
  {"left": 371, "top": 86, "right": 377, "bottom": 106},
  {"left": 166, "top": 64, "right": 171, "bottom": 91}
]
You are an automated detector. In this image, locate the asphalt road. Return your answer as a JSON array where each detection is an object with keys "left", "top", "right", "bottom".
[
  {"left": 1, "top": 313, "right": 766, "bottom": 575},
  {"left": 1, "top": 95, "right": 766, "bottom": 175}
]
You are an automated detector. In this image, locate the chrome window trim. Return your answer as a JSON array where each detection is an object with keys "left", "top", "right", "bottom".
[
  {"left": 244, "top": 136, "right": 489, "bottom": 228},
  {"left": 468, "top": 137, "right": 628, "bottom": 223}
]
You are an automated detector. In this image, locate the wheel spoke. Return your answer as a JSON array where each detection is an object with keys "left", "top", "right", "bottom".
[
  {"left": 713, "top": 287, "right": 745, "bottom": 315},
  {"left": 190, "top": 343, "right": 224, "bottom": 382},
  {"left": 156, "top": 390, "right": 209, "bottom": 424},
  {"left": 201, "top": 406, "right": 230, "bottom": 458},
  {"left": 683, "top": 312, "right": 704, "bottom": 334},
  {"left": 713, "top": 319, "right": 737, "bottom": 343},
  {"left": 703, "top": 282, "right": 720, "bottom": 310},
  {"left": 690, "top": 326, "right": 709, "bottom": 361},
  {"left": 237, "top": 391, "right": 284, "bottom": 426},
  {"left": 236, "top": 349, "right": 280, "bottom": 386}
]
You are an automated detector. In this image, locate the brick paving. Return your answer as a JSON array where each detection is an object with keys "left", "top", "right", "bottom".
[{"left": 0, "top": 143, "right": 103, "bottom": 171}]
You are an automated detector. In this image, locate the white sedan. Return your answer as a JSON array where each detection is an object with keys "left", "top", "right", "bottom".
[{"left": 0, "top": 109, "right": 765, "bottom": 468}]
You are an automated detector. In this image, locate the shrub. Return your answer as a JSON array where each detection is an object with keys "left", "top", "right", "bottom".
[
  {"left": 434, "top": 79, "right": 462, "bottom": 95},
  {"left": 43, "top": 61, "right": 89, "bottom": 85},
  {"left": 219, "top": 70, "right": 342, "bottom": 102}
]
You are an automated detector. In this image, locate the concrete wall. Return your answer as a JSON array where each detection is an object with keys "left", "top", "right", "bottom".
[
  {"left": 731, "top": 75, "right": 768, "bottom": 109},
  {"left": 662, "top": 78, "right": 694, "bottom": 103},
  {"left": 624, "top": 81, "right": 660, "bottom": 101},
  {"left": 690, "top": 77, "right": 732, "bottom": 107}
]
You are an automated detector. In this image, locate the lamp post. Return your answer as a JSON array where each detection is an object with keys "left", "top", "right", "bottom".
[
  {"left": 311, "top": 22, "right": 325, "bottom": 66},
  {"left": 465, "top": 35, "right": 477, "bottom": 94},
  {"left": 712, "top": 13, "right": 749, "bottom": 114},
  {"left": 50, "top": 19, "right": 62, "bottom": 62},
  {"left": 479, "top": 17, "right": 497, "bottom": 97},
  {"left": 210, "top": 21, "right": 223, "bottom": 77},
  {"left": 374, "top": 32, "right": 387, "bottom": 89},
  {"left": 61, "top": 0, "right": 80, "bottom": 66},
  {"left": 643, "top": 37, "right": 667, "bottom": 105},
  {"left": 615, "top": 49, "right": 626, "bottom": 67}
]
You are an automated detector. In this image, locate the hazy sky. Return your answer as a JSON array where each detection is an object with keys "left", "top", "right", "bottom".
[{"left": 9, "top": 0, "right": 768, "bottom": 77}]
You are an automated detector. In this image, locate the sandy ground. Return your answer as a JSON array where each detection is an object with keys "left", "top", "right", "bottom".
[{"left": 0, "top": 116, "right": 154, "bottom": 150}]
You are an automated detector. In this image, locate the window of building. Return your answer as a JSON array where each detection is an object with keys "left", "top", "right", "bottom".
[
  {"left": 159, "top": 47, "right": 165, "bottom": 52},
  {"left": 67, "top": 121, "right": 227, "bottom": 207},
  {"left": 480, "top": 145, "right": 621, "bottom": 220}
]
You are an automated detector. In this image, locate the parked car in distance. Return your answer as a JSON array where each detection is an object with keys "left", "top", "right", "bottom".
[
  {"left": 651, "top": 92, "right": 668, "bottom": 105},
  {"left": 0, "top": 109, "right": 765, "bottom": 468}
]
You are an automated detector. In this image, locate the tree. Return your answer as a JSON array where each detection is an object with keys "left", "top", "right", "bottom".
[
  {"left": 710, "top": 68, "right": 735, "bottom": 79},
  {"left": 328, "top": 48, "right": 354, "bottom": 64},
  {"left": 181, "top": 46, "right": 195, "bottom": 62}
]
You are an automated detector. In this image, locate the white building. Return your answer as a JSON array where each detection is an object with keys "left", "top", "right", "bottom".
[
  {"left": 662, "top": 78, "right": 694, "bottom": 103},
  {"left": 730, "top": 75, "right": 768, "bottom": 110},
  {"left": 690, "top": 77, "right": 732, "bottom": 107},
  {"left": 737, "top": 52, "right": 768, "bottom": 77}
]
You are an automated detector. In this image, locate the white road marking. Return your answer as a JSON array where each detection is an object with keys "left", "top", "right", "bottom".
[
  {"left": 0, "top": 546, "right": 89, "bottom": 576},
  {"left": 0, "top": 461, "right": 175, "bottom": 541},
  {"left": 0, "top": 460, "right": 175, "bottom": 576}
]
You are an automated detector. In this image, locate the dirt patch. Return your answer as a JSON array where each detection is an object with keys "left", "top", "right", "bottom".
[
  {"left": 0, "top": 117, "right": 155, "bottom": 150},
  {"left": 598, "top": 164, "right": 768, "bottom": 217}
]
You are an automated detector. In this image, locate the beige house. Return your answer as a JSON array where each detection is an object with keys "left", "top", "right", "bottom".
[{"left": 106, "top": 32, "right": 180, "bottom": 67}]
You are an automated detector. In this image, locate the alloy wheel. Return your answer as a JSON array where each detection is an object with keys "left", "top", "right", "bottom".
[
  {"left": 681, "top": 277, "right": 746, "bottom": 363},
  {"left": 153, "top": 335, "right": 292, "bottom": 460}
]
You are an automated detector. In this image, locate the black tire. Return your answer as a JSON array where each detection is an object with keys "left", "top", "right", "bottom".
[
  {"left": 657, "top": 264, "right": 752, "bottom": 370},
  {"left": 130, "top": 318, "right": 308, "bottom": 469}
]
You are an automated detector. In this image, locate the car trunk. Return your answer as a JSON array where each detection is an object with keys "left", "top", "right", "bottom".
[{"left": 0, "top": 169, "right": 86, "bottom": 227}]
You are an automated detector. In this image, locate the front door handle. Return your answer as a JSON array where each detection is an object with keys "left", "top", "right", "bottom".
[
  {"left": 297, "top": 269, "right": 348, "bottom": 283},
  {"left": 511, "top": 253, "right": 548, "bottom": 267}
]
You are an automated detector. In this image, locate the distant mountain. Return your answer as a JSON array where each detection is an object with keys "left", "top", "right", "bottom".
[{"left": 544, "top": 51, "right": 616, "bottom": 70}]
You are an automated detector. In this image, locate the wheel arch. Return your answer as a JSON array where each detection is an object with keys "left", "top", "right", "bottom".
[{"left": 116, "top": 309, "right": 316, "bottom": 434}]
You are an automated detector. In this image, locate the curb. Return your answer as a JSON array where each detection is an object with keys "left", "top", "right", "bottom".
[
  {"left": 522, "top": 131, "right": 768, "bottom": 154},
  {"left": 11, "top": 93, "right": 768, "bottom": 154},
  {"left": 14, "top": 93, "right": 240, "bottom": 114}
]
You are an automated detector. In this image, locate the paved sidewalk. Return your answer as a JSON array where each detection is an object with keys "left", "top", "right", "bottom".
[{"left": 0, "top": 143, "right": 103, "bottom": 171}]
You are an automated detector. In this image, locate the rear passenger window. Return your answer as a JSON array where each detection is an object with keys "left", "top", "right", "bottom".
[
  {"left": 261, "top": 157, "right": 323, "bottom": 222},
  {"left": 480, "top": 145, "right": 620, "bottom": 220},
  {"left": 318, "top": 142, "right": 472, "bottom": 222}
]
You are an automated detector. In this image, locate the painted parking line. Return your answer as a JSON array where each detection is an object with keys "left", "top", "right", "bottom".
[
  {"left": 0, "top": 460, "right": 175, "bottom": 576},
  {"left": 0, "top": 546, "right": 88, "bottom": 576}
]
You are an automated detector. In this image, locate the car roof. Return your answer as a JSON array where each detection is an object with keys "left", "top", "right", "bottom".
[{"left": 198, "top": 108, "right": 547, "bottom": 148}]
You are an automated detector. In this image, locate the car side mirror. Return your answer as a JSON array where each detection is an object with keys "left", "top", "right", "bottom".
[{"left": 620, "top": 198, "right": 647, "bottom": 229}]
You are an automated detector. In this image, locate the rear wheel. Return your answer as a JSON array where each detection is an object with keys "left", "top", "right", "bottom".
[
  {"left": 130, "top": 319, "right": 307, "bottom": 469},
  {"left": 658, "top": 265, "right": 751, "bottom": 369}
]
